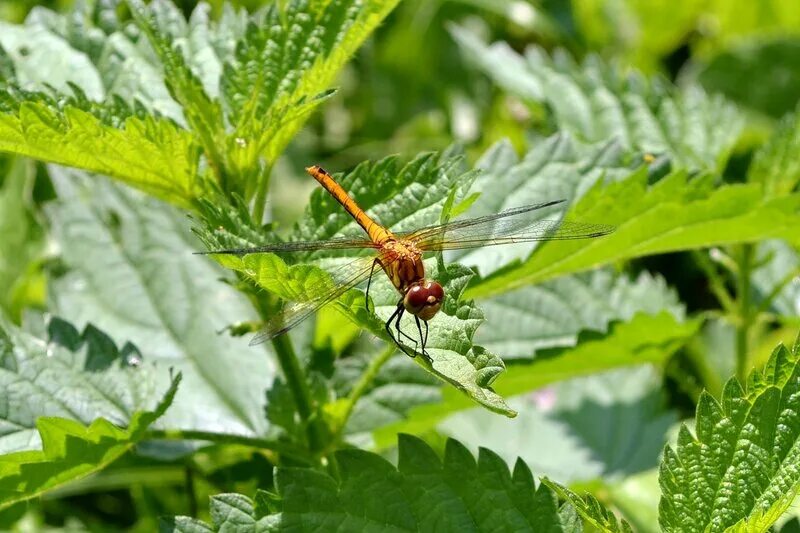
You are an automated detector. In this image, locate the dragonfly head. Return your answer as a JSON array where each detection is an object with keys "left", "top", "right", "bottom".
[{"left": 404, "top": 280, "right": 444, "bottom": 321}]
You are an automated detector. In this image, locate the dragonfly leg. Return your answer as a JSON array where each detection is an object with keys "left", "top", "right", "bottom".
[
  {"left": 364, "top": 258, "right": 382, "bottom": 314},
  {"left": 415, "top": 315, "right": 432, "bottom": 362},
  {"left": 385, "top": 300, "right": 418, "bottom": 358}
]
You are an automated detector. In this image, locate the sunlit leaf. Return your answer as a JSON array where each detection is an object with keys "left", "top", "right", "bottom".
[{"left": 659, "top": 337, "right": 800, "bottom": 531}]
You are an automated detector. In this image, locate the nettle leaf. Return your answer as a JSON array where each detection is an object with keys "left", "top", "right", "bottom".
[
  {"left": 450, "top": 135, "right": 640, "bottom": 277},
  {"left": 0, "top": 87, "right": 202, "bottom": 209},
  {"left": 374, "top": 312, "right": 700, "bottom": 448},
  {"left": 161, "top": 492, "right": 274, "bottom": 532},
  {"left": 441, "top": 366, "right": 677, "bottom": 484},
  {"left": 221, "top": 0, "right": 401, "bottom": 194},
  {"left": 659, "top": 337, "right": 800, "bottom": 532},
  {"left": 544, "top": 479, "right": 633, "bottom": 533},
  {"left": 0, "top": 0, "right": 399, "bottom": 207},
  {"left": 0, "top": 321, "right": 181, "bottom": 509},
  {"left": 749, "top": 111, "right": 800, "bottom": 198},
  {"left": 450, "top": 25, "right": 743, "bottom": 173},
  {"left": 467, "top": 164, "right": 800, "bottom": 300},
  {"left": 197, "top": 153, "right": 514, "bottom": 415},
  {"left": 0, "top": 316, "right": 167, "bottom": 454},
  {"left": 259, "top": 434, "right": 578, "bottom": 531},
  {"left": 45, "top": 167, "right": 273, "bottom": 438},
  {"left": 475, "top": 269, "right": 683, "bottom": 359}
]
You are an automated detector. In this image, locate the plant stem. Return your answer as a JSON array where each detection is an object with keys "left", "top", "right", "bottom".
[
  {"left": 144, "top": 428, "right": 310, "bottom": 462},
  {"left": 736, "top": 244, "right": 754, "bottom": 383},
  {"left": 319, "top": 343, "right": 396, "bottom": 458},
  {"left": 251, "top": 161, "right": 272, "bottom": 224},
  {"left": 343, "top": 344, "right": 396, "bottom": 422},
  {"left": 271, "top": 333, "right": 325, "bottom": 454}
]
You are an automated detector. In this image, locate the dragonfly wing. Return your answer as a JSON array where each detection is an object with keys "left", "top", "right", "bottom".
[
  {"left": 400, "top": 202, "right": 615, "bottom": 251},
  {"left": 248, "top": 255, "right": 378, "bottom": 345},
  {"left": 196, "top": 236, "right": 378, "bottom": 256}
]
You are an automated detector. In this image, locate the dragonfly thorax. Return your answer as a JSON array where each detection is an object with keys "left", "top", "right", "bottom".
[
  {"left": 380, "top": 238, "right": 426, "bottom": 293},
  {"left": 403, "top": 279, "right": 444, "bottom": 321}
]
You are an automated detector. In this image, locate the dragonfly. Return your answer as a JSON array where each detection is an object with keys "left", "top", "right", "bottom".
[{"left": 201, "top": 166, "right": 614, "bottom": 361}]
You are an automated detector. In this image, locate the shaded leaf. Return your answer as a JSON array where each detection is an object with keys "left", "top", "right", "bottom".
[
  {"left": 0, "top": 316, "right": 165, "bottom": 454},
  {"left": 451, "top": 25, "right": 743, "bottom": 172},
  {"left": 0, "top": 364, "right": 180, "bottom": 510},
  {"left": 46, "top": 167, "right": 273, "bottom": 438}
]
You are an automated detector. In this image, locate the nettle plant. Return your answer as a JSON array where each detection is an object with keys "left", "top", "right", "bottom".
[{"left": 1, "top": 0, "right": 800, "bottom": 531}]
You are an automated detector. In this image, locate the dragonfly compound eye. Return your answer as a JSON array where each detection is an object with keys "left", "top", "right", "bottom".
[{"left": 404, "top": 280, "right": 444, "bottom": 321}]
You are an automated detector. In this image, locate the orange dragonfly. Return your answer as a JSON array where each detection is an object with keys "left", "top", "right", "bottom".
[{"left": 202, "top": 166, "right": 614, "bottom": 361}]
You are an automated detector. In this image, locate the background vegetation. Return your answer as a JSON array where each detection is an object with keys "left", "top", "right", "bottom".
[{"left": 1, "top": 0, "right": 800, "bottom": 531}]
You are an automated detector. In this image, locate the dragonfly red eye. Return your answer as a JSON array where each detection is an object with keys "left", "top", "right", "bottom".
[{"left": 404, "top": 280, "right": 444, "bottom": 321}]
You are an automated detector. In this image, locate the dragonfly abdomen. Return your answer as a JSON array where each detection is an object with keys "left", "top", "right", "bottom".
[{"left": 306, "top": 165, "right": 391, "bottom": 245}]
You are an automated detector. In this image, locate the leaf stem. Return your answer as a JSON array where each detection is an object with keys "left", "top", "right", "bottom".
[
  {"left": 320, "top": 343, "right": 396, "bottom": 458},
  {"left": 270, "top": 333, "right": 325, "bottom": 453},
  {"left": 735, "top": 244, "right": 754, "bottom": 383},
  {"left": 692, "top": 250, "right": 735, "bottom": 314}
]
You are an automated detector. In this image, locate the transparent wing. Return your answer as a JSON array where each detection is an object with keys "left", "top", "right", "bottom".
[
  {"left": 195, "top": 236, "right": 379, "bottom": 256},
  {"left": 248, "top": 255, "right": 382, "bottom": 345},
  {"left": 400, "top": 202, "right": 615, "bottom": 251}
]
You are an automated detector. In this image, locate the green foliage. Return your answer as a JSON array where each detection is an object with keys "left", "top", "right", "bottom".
[
  {"left": 696, "top": 38, "right": 800, "bottom": 119},
  {"left": 5, "top": 0, "right": 800, "bottom": 529},
  {"left": 659, "top": 337, "right": 800, "bottom": 532},
  {"left": 0, "top": 0, "right": 399, "bottom": 207},
  {"left": 451, "top": 25, "right": 743, "bottom": 172},
  {"left": 468, "top": 167, "right": 800, "bottom": 299},
  {"left": 374, "top": 312, "right": 700, "bottom": 447},
  {"left": 475, "top": 269, "right": 683, "bottom": 358},
  {"left": 544, "top": 478, "right": 634, "bottom": 533},
  {"left": 45, "top": 167, "right": 273, "bottom": 437},
  {"left": 167, "top": 434, "right": 581, "bottom": 532},
  {"left": 0, "top": 319, "right": 180, "bottom": 508}
]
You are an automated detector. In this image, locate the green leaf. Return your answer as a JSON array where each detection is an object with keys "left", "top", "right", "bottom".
[
  {"left": 0, "top": 361, "right": 180, "bottom": 510},
  {"left": 467, "top": 165, "right": 800, "bottom": 300},
  {"left": 197, "top": 153, "right": 515, "bottom": 416},
  {"left": 220, "top": 0, "right": 401, "bottom": 193},
  {"left": 451, "top": 26, "right": 743, "bottom": 172},
  {"left": 45, "top": 167, "right": 274, "bottom": 438},
  {"left": 0, "top": 156, "right": 44, "bottom": 321},
  {"left": 475, "top": 269, "right": 683, "bottom": 358},
  {"left": 749, "top": 111, "right": 800, "bottom": 198},
  {"left": 543, "top": 478, "right": 634, "bottom": 533},
  {"left": 696, "top": 38, "right": 800, "bottom": 119},
  {"left": 161, "top": 493, "right": 274, "bottom": 532},
  {"left": 451, "top": 136, "right": 639, "bottom": 278},
  {"left": 267, "top": 434, "right": 578, "bottom": 531},
  {"left": 659, "top": 337, "right": 800, "bottom": 532},
  {"left": 0, "top": 0, "right": 400, "bottom": 207},
  {"left": 0, "top": 315, "right": 168, "bottom": 454},
  {"left": 440, "top": 366, "right": 677, "bottom": 484},
  {"left": 0, "top": 93, "right": 202, "bottom": 209},
  {"left": 374, "top": 312, "right": 699, "bottom": 448}
]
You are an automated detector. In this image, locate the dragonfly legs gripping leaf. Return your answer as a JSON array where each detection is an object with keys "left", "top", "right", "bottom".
[{"left": 385, "top": 300, "right": 432, "bottom": 363}]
